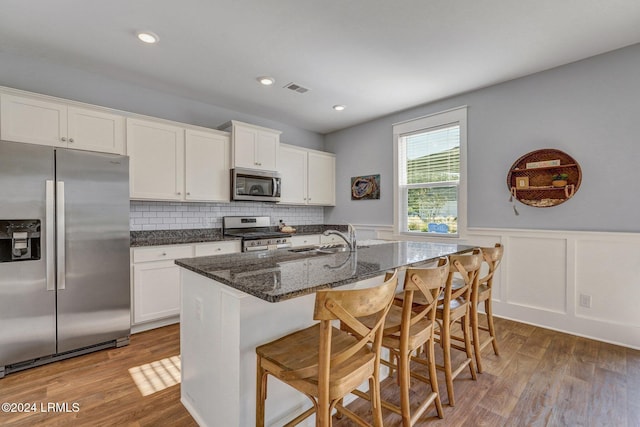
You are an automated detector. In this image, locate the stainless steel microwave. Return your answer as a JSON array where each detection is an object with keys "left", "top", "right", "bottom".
[{"left": 231, "top": 168, "right": 281, "bottom": 202}]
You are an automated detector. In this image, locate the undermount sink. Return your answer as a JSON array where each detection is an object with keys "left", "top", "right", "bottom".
[
  {"left": 316, "top": 245, "right": 349, "bottom": 254},
  {"left": 288, "top": 244, "right": 349, "bottom": 255},
  {"left": 288, "top": 247, "right": 320, "bottom": 254}
]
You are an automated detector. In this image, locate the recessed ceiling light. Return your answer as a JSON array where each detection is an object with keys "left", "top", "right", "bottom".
[
  {"left": 136, "top": 31, "right": 159, "bottom": 44},
  {"left": 332, "top": 105, "right": 346, "bottom": 111},
  {"left": 257, "top": 76, "right": 275, "bottom": 86}
]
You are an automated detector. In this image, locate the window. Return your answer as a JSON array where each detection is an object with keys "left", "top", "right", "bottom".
[{"left": 393, "top": 107, "right": 467, "bottom": 237}]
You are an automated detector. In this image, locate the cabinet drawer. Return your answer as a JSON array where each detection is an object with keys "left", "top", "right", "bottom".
[
  {"left": 132, "top": 245, "right": 193, "bottom": 263},
  {"left": 195, "top": 241, "right": 241, "bottom": 256},
  {"left": 290, "top": 234, "right": 320, "bottom": 247},
  {"left": 320, "top": 234, "right": 346, "bottom": 245}
]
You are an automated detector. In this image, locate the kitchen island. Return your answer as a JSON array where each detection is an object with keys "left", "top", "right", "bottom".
[{"left": 176, "top": 241, "right": 472, "bottom": 427}]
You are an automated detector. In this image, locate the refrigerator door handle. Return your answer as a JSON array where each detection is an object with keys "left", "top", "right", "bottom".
[
  {"left": 46, "top": 180, "right": 56, "bottom": 291},
  {"left": 56, "top": 181, "right": 66, "bottom": 290}
]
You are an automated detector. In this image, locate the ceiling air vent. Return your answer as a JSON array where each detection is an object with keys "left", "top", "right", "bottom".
[{"left": 283, "top": 82, "right": 310, "bottom": 94}]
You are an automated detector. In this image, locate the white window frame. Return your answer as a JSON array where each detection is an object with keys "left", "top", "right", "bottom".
[{"left": 393, "top": 106, "right": 467, "bottom": 239}]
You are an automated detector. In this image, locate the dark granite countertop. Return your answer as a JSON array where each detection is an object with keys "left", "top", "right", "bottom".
[
  {"left": 175, "top": 241, "right": 474, "bottom": 302},
  {"left": 130, "top": 224, "right": 348, "bottom": 247}
]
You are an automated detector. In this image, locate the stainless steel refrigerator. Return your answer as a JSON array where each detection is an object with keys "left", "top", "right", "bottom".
[{"left": 0, "top": 140, "right": 130, "bottom": 378}]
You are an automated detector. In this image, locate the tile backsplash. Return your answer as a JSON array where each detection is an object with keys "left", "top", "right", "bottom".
[{"left": 130, "top": 201, "right": 324, "bottom": 231}]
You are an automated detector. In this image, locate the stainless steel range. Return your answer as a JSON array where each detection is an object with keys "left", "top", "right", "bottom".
[{"left": 223, "top": 216, "right": 292, "bottom": 252}]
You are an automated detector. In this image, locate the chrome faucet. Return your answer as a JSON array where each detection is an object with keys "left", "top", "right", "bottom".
[{"left": 323, "top": 223, "right": 357, "bottom": 251}]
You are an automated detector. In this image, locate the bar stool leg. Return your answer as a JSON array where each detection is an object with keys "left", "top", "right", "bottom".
[
  {"left": 256, "top": 356, "right": 266, "bottom": 427},
  {"left": 441, "top": 321, "right": 456, "bottom": 406},
  {"left": 485, "top": 299, "right": 500, "bottom": 355},
  {"left": 462, "top": 312, "right": 477, "bottom": 380},
  {"left": 471, "top": 303, "right": 484, "bottom": 373},
  {"left": 426, "top": 336, "right": 444, "bottom": 418},
  {"left": 399, "top": 348, "right": 411, "bottom": 426}
]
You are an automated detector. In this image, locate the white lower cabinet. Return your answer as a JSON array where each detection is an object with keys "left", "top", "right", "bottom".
[
  {"left": 131, "top": 245, "right": 193, "bottom": 326},
  {"left": 195, "top": 240, "right": 241, "bottom": 256},
  {"left": 290, "top": 234, "right": 321, "bottom": 247},
  {"left": 131, "top": 241, "right": 241, "bottom": 332},
  {"left": 290, "top": 234, "right": 345, "bottom": 247},
  {"left": 320, "top": 234, "right": 346, "bottom": 245},
  {"left": 133, "top": 259, "right": 183, "bottom": 323}
]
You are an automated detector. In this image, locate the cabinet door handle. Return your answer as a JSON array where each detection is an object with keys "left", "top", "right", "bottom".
[
  {"left": 186, "top": 192, "right": 190, "bottom": 195},
  {"left": 161, "top": 252, "right": 167, "bottom": 256},
  {"left": 68, "top": 138, "right": 74, "bottom": 143},
  {"left": 61, "top": 137, "right": 67, "bottom": 142},
  {"left": 176, "top": 192, "right": 181, "bottom": 195},
  {"left": 216, "top": 248, "right": 221, "bottom": 251}
]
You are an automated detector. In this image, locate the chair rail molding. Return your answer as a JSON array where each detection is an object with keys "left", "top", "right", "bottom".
[{"left": 362, "top": 224, "right": 640, "bottom": 350}]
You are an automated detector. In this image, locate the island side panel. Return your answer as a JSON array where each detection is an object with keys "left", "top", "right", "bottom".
[
  {"left": 180, "top": 268, "right": 244, "bottom": 427},
  {"left": 239, "top": 289, "right": 318, "bottom": 426}
]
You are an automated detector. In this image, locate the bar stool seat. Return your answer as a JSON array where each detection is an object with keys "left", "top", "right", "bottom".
[{"left": 256, "top": 271, "right": 399, "bottom": 427}]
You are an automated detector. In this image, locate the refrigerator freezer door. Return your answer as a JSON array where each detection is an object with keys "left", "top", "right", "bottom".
[
  {"left": 0, "top": 141, "right": 56, "bottom": 366},
  {"left": 55, "top": 149, "right": 130, "bottom": 353}
]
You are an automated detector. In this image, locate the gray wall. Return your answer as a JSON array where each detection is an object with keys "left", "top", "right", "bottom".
[
  {"left": 324, "top": 43, "right": 640, "bottom": 233},
  {"left": 0, "top": 51, "right": 324, "bottom": 150}
]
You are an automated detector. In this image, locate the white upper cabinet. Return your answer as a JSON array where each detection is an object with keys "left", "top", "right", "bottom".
[
  {"left": 279, "top": 143, "right": 335, "bottom": 206},
  {"left": 1, "top": 93, "right": 124, "bottom": 154},
  {"left": 185, "top": 129, "right": 230, "bottom": 202},
  {"left": 128, "top": 118, "right": 185, "bottom": 200},
  {"left": 307, "top": 150, "right": 336, "bottom": 206},
  {"left": 128, "top": 118, "right": 230, "bottom": 202},
  {"left": 279, "top": 144, "right": 308, "bottom": 204},
  {"left": 67, "top": 106, "right": 124, "bottom": 154},
  {"left": 222, "top": 120, "right": 280, "bottom": 171}
]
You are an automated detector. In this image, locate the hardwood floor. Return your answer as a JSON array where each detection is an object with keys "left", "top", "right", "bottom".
[
  {"left": 0, "top": 324, "right": 196, "bottom": 427},
  {"left": 334, "top": 317, "right": 640, "bottom": 427},
  {"left": 0, "top": 318, "right": 638, "bottom": 426}
]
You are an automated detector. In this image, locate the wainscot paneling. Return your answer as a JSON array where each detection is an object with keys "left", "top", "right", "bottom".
[
  {"left": 356, "top": 224, "right": 640, "bottom": 350},
  {"left": 506, "top": 236, "right": 567, "bottom": 314}
]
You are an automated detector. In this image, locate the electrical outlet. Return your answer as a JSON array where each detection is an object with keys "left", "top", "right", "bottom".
[
  {"left": 579, "top": 294, "right": 592, "bottom": 308},
  {"left": 195, "top": 297, "right": 203, "bottom": 321}
]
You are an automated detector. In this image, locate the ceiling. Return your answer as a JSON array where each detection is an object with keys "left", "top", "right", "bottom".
[{"left": 1, "top": 1, "right": 639, "bottom": 134}]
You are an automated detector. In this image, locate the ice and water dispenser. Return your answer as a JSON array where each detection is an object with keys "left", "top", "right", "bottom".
[{"left": 0, "top": 220, "right": 41, "bottom": 262}]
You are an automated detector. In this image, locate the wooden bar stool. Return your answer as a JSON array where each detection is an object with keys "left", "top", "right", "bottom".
[
  {"left": 346, "top": 259, "right": 449, "bottom": 426},
  {"left": 469, "top": 243, "right": 504, "bottom": 373},
  {"left": 435, "top": 249, "right": 482, "bottom": 406},
  {"left": 255, "top": 271, "right": 399, "bottom": 427}
]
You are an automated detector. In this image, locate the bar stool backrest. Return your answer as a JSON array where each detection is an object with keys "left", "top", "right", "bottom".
[{"left": 310, "top": 270, "right": 399, "bottom": 385}]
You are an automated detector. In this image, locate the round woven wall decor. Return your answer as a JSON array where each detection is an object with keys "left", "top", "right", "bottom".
[{"left": 506, "top": 148, "right": 582, "bottom": 208}]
